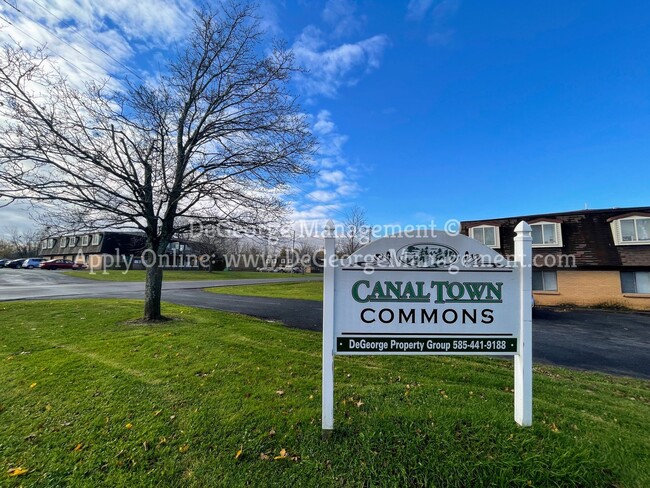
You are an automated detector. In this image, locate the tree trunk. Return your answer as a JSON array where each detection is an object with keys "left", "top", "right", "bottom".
[{"left": 144, "top": 261, "right": 163, "bottom": 320}]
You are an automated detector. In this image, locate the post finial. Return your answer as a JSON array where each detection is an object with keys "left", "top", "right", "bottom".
[
  {"left": 325, "top": 219, "right": 335, "bottom": 238},
  {"left": 515, "top": 221, "right": 532, "bottom": 233}
]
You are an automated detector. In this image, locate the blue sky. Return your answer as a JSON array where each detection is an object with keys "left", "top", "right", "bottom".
[{"left": 1, "top": 0, "right": 649, "bottom": 234}]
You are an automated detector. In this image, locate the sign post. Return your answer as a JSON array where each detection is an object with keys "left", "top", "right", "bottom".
[
  {"left": 322, "top": 220, "right": 336, "bottom": 436},
  {"left": 514, "top": 222, "right": 533, "bottom": 426},
  {"left": 322, "top": 222, "right": 533, "bottom": 434}
]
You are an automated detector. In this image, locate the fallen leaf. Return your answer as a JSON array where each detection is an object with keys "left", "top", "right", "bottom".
[
  {"left": 158, "top": 437, "right": 167, "bottom": 446},
  {"left": 73, "top": 443, "right": 83, "bottom": 451},
  {"left": 153, "top": 410, "right": 162, "bottom": 417},
  {"left": 143, "top": 441, "right": 149, "bottom": 451},
  {"left": 260, "top": 453, "right": 270, "bottom": 461},
  {"left": 29, "top": 383, "right": 37, "bottom": 389},
  {"left": 125, "top": 423, "right": 133, "bottom": 429},
  {"left": 355, "top": 400, "right": 364, "bottom": 408},
  {"left": 235, "top": 447, "right": 243, "bottom": 460},
  {"left": 275, "top": 390, "right": 285, "bottom": 396},
  {"left": 268, "top": 428, "right": 276, "bottom": 437},
  {"left": 179, "top": 444, "right": 190, "bottom": 453},
  {"left": 8, "top": 467, "right": 28, "bottom": 477},
  {"left": 550, "top": 423, "right": 560, "bottom": 433},
  {"left": 274, "top": 448, "right": 288, "bottom": 460}
]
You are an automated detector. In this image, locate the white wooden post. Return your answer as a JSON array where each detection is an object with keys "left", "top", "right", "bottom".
[
  {"left": 514, "top": 221, "right": 533, "bottom": 426},
  {"left": 322, "top": 220, "right": 336, "bottom": 436}
]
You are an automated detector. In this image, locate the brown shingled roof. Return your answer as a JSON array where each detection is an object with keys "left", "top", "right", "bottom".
[{"left": 461, "top": 206, "right": 650, "bottom": 269}]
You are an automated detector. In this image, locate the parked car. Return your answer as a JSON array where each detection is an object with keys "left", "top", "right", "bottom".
[
  {"left": 278, "top": 264, "right": 304, "bottom": 273},
  {"left": 40, "top": 259, "right": 75, "bottom": 270},
  {"left": 22, "top": 258, "right": 45, "bottom": 269},
  {"left": 5, "top": 259, "right": 26, "bottom": 269},
  {"left": 72, "top": 262, "right": 88, "bottom": 270},
  {"left": 0, "top": 258, "right": 9, "bottom": 268}
]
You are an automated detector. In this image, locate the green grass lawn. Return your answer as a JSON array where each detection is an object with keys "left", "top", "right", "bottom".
[
  {"left": 1, "top": 300, "right": 649, "bottom": 487},
  {"left": 206, "top": 281, "right": 324, "bottom": 301},
  {"left": 63, "top": 269, "right": 320, "bottom": 282}
]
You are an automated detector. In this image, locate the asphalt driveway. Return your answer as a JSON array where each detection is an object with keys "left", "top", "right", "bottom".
[{"left": 1, "top": 268, "right": 649, "bottom": 379}]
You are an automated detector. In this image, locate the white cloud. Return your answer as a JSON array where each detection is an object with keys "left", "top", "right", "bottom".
[
  {"left": 406, "top": 0, "right": 460, "bottom": 45},
  {"left": 322, "top": 0, "right": 365, "bottom": 38},
  {"left": 43, "top": 0, "right": 194, "bottom": 44},
  {"left": 292, "top": 26, "right": 389, "bottom": 98},
  {"left": 306, "top": 190, "right": 338, "bottom": 202},
  {"left": 291, "top": 203, "right": 342, "bottom": 222},
  {"left": 0, "top": 0, "right": 195, "bottom": 89},
  {"left": 290, "top": 110, "right": 364, "bottom": 226},
  {"left": 313, "top": 109, "right": 336, "bottom": 135},
  {"left": 316, "top": 169, "right": 345, "bottom": 187}
]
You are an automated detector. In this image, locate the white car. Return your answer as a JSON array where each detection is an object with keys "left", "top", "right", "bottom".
[{"left": 22, "top": 257, "right": 45, "bottom": 269}]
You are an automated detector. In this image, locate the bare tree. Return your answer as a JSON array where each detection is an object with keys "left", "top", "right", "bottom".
[
  {"left": 0, "top": 238, "right": 13, "bottom": 258},
  {"left": 7, "top": 227, "right": 44, "bottom": 258},
  {"left": 338, "top": 205, "right": 369, "bottom": 257},
  {"left": 0, "top": 3, "right": 315, "bottom": 320}
]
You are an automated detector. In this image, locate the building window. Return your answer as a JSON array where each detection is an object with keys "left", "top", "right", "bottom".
[
  {"left": 621, "top": 271, "right": 650, "bottom": 294},
  {"left": 41, "top": 240, "right": 47, "bottom": 249},
  {"left": 611, "top": 216, "right": 650, "bottom": 245},
  {"left": 81, "top": 235, "right": 90, "bottom": 246},
  {"left": 470, "top": 225, "right": 500, "bottom": 248},
  {"left": 60, "top": 237, "right": 68, "bottom": 248},
  {"left": 532, "top": 270, "right": 558, "bottom": 291},
  {"left": 69, "top": 236, "right": 77, "bottom": 247},
  {"left": 91, "top": 233, "right": 101, "bottom": 245},
  {"left": 531, "top": 222, "right": 562, "bottom": 247}
]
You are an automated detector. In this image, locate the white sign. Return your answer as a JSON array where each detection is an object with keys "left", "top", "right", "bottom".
[{"left": 321, "top": 223, "right": 533, "bottom": 434}]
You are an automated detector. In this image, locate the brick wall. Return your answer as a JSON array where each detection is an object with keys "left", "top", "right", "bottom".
[{"left": 533, "top": 270, "right": 650, "bottom": 310}]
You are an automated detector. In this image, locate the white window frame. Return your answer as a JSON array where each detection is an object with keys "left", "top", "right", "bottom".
[
  {"left": 469, "top": 225, "right": 501, "bottom": 248},
  {"left": 60, "top": 237, "right": 68, "bottom": 248},
  {"left": 610, "top": 215, "right": 650, "bottom": 246},
  {"left": 531, "top": 222, "right": 563, "bottom": 248},
  {"left": 532, "top": 270, "right": 558, "bottom": 291},
  {"left": 41, "top": 240, "right": 47, "bottom": 249},
  {"left": 91, "top": 233, "right": 101, "bottom": 246},
  {"left": 620, "top": 271, "right": 650, "bottom": 294},
  {"left": 69, "top": 237, "right": 77, "bottom": 248},
  {"left": 81, "top": 235, "right": 90, "bottom": 246}
]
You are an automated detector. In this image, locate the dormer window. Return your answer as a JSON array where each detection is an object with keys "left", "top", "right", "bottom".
[
  {"left": 69, "top": 236, "right": 77, "bottom": 247},
  {"left": 81, "top": 235, "right": 90, "bottom": 246},
  {"left": 92, "top": 233, "right": 101, "bottom": 246},
  {"left": 60, "top": 237, "right": 68, "bottom": 248},
  {"left": 609, "top": 214, "right": 650, "bottom": 245},
  {"left": 530, "top": 221, "right": 562, "bottom": 247},
  {"left": 469, "top": 225, "right": 500, "bottom": 248}
]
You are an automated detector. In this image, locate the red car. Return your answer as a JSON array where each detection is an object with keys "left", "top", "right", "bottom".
[{"left": 39, "top": 259, "right": 76, "bottom": 270}]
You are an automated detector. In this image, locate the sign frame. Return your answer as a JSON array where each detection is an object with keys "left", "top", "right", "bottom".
[{"left": 321, "top": 221, "right": 533, "bottom": 434}]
